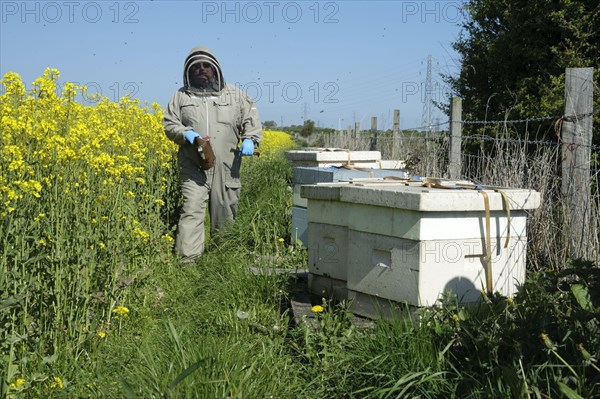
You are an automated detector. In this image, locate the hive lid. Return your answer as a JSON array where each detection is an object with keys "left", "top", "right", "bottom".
[
  {"left": 301, "top": 180, "right": 541, "bottom": 211},
  {"left": 292, "top": 166, "right": 407, "bottom": 184},
  {"left": 285, "top": 149, "right": 381, "bottom": 162}
]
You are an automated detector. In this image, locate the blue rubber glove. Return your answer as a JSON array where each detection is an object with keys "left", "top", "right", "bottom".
[
  {"left": 240, "top": 138, "right": 254, "bottom": 156},
  {"left": 184, "top": 130, "right": 201, "bottom": 145}
]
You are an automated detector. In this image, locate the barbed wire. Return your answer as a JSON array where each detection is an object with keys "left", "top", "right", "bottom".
[
  {"left": 461, "top": 134, "right": 600, "bottom": 150},
  {"left": 461, "top": 108, "right": 599, "bottom": 125},
  {"left": 561, "top": 109, "right": 600, "bottom": 122},
  {"left": 462, "top": 134, "right": 559, "bottom": 146},
  {"left": 369, "top": 135, "right": 446, "bottom": 142},
  {"left": 337, "top": 130, "right": 600, "bottom": 150},
  {"left": 336, "top": 108, "right": 599, "bottom": 147},
  {"left": 399, "top": 120, "right": 449, "bottom": 131},
  {"left": 380, "top": 109, "right": 600, "bottom": 130},
  {"left": 462, "top": 153, "right": 600, "bottom": 175},
  {"left": 325, "top": 110, "right": 599, "bottom": 153},
  {"left": 462, "top": 135, "right": 555, "bottom": 146},
  {"left": 461, "top": 114, "right": 558, "bottom": 125}
]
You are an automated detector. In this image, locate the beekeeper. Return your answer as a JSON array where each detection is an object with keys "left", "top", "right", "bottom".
[{"left": 163, "top": 46, "right": 262, "bottom": 262}]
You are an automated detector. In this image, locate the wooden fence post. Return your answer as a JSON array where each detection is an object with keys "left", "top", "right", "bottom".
[
  {"left": 448, "top": 97, "right": 462, "bottom": 179},
  {"left": 369, "top": 117, "right": 378, "bottom": 151},
  {"left": 393, "top": 109, "right": 400, "bottom": 159},
  {"left": 561, "top": 67, "right": 594, "bottom": 260}
]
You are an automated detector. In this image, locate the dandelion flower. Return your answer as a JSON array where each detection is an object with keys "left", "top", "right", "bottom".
[
  {"left": 539, "top": 332, "right": 555, "bottom": 350},
  {"left": 236, "top": 309, "right": 249, "bottom": 320},
  {"left": 10, "top": 378, "right": 25, "bottom": 389},
  {"left": 576, "top": 343, "right": 592, "bottom": 360},
  {"left": 50, "top": 376, "right": 64, "bottom": 389},
  {"left": 112, "top": 306, "right": 129, "bottom": 318},
  {"left": 311, "top": 305, "right": 324, "bottom": 313}
]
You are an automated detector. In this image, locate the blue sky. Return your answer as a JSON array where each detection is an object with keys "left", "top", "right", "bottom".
[{"left": 1, "top": 0, "right": 465, "bottom": 129}]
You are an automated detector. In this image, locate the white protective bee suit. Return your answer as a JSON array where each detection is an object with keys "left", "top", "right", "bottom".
[{"left": 163, "top": 46, "right": 262, "bottom": 261}]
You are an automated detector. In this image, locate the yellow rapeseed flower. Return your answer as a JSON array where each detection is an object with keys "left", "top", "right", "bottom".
[
  {"left": 133, "top": 227, "right": 150, "bottom": 241},
  {"left": 2, "top": 71, "right": 26, "bottom": 97},
  {"left": 97, "top": 331, "right": 107, "bottom": 339},
  {"left": 259, "top": 130, "right": 297, "bottom": 157}
]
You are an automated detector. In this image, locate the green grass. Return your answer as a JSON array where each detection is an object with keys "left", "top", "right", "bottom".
[{"left": 2, "top": 152, "right": 599, "bottom": 398}]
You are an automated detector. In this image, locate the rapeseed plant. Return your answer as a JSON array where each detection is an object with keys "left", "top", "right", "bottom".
[
  {"left": 258, "top": 130, "right": 296, "bottom": 157},
  {"left": 1, "top": 68, "right": 177, "bottom": 395}
]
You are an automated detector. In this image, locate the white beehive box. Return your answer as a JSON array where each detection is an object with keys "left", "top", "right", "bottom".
[
  {"left": 288, "top": 152, "right": 407, "bottom": 245},
  {"left": 286, "top": 148, "right": 382, "bottom": 168},
  {"left": 301, "top": 180, "right": 540, "bottom": 317}
]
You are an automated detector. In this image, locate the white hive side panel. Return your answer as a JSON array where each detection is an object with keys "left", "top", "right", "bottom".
[
  {"left": 346, "top": 230, "right": 528, "bottom": 307},
  {"left": 416, "top": 237, "right": 528, "bottom": 306},
  {"left": 306, "top": 199, "right": 351, "bottom": 227},
  {"left": 346, "top": 231, "right": 421, "bottom": 305},
  {"left": 292, "top": 185, "right": 308, "bottom": 208},
  {"left": 417, "top": 211, "right": 529, "bottom": 241},
  {"left": 307, "top": 222, "right": 349, "bottom": 281},
  {"left": 291, "top": 206, "right": 308, "bottom": 245}
]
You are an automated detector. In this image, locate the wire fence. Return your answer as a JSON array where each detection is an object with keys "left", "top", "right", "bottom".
[
  {"left": 308, "top": 113, "right": 599, "bottom": 269},
  {"left": 397, "top": 108, "right": 599, "bottom": 129}
]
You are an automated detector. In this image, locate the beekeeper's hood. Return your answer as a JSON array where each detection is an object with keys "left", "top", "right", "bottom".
[{"left": 183, "top": 46, "right": 225, "bottom": 95}]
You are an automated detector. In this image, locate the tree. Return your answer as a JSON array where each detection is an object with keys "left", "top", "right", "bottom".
[
  {"left": 263, "top": 120, "right": 277, "bottom": 130},
  {"left": 448, "top": 0, "right": 599, "bottom": 143},
  {"left": 300, "top": 120, "right": 315, "bottom": 137}
]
